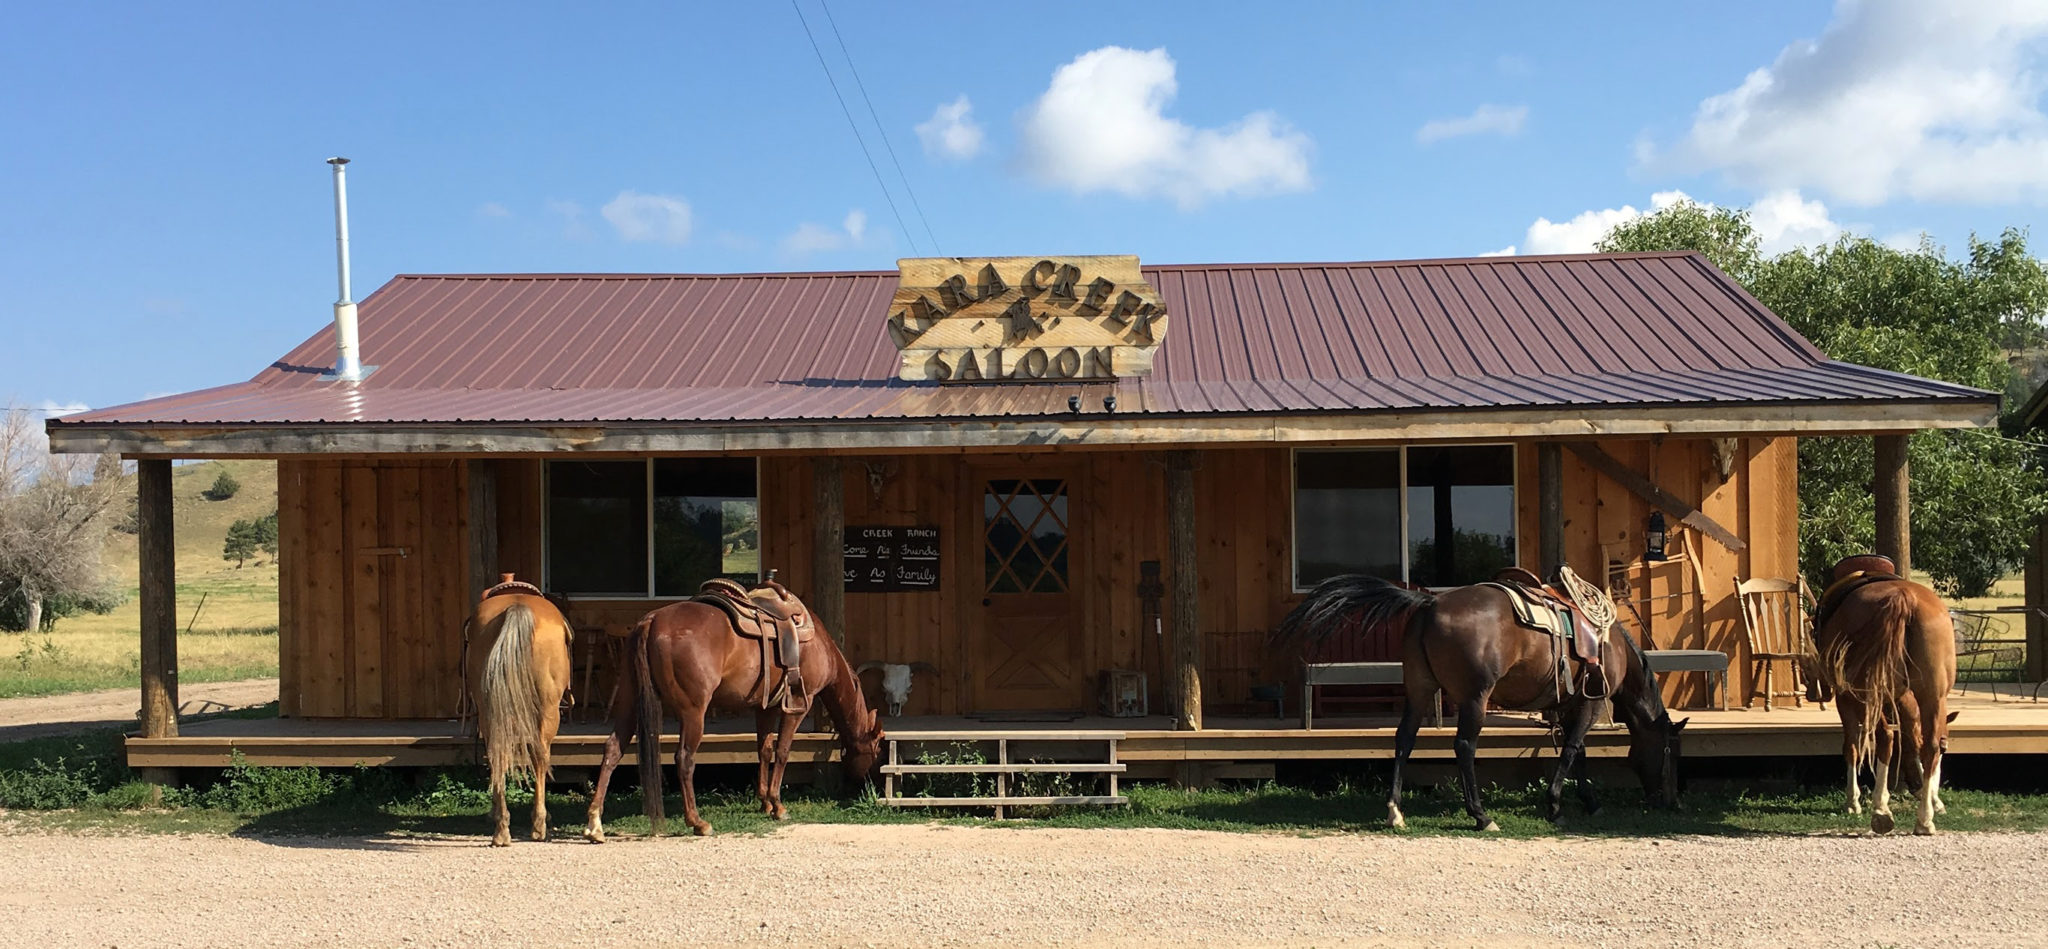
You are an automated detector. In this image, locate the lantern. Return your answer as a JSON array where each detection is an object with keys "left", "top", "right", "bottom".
[{"left": 1645, "top": 511, "right": 1668, "bottom": 562}]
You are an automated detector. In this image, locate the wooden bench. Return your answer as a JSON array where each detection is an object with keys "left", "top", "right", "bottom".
[
  {"left": 1302, "top": 662, "right": 1441, "bottom": 729},
  {"left": 879, "top": 731, "right": 1127, "bottom": 818},
  {"left": 1643, "top": 649, "right": 1730, "bottom": 710}
]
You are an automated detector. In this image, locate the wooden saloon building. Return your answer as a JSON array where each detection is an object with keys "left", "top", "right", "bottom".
[{"left": 50, "top": 250, "right": 1999, "bottom": 772}]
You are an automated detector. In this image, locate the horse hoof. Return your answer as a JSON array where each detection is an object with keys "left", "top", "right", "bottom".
[
  {"left": 690, "top": 823, "right": 714, "bottom": 837},
  {"left": 1481, "top": 820, "right": 1501, "bottom": 833},
  {"left": 1871, "top": 812, "right": 1895, "bottom": 835},
  {"left": 489, "top": 836, "right": 511, "bottom": 848},
  {"left": 584, "top": 830, "right": 606, "bottom": 844},
  {"left": 1914, "top": 823, "right": 1937, "bottom": 836},
  {"left": 1387, "top": 805, "right": 1405, "bottom": 829},
  {"left": 530, "top": 830, "right": 547, "bottom": 842}
]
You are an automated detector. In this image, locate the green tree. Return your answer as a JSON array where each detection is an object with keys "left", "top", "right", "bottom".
[
  {"left": 204, "top": 468, "right": 240, "bottom": 501},
  {"left": 1600, "top": 204, "right": 2048, "bottom": 597},
  {"left": 252, "top": 511, "right": 279, "bottom": 559},
  {"left": 222, "top": 518, "right": 259, "bottom": 567}
]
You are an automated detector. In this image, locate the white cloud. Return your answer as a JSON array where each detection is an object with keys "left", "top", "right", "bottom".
[
  {"left": 1416, "top": 104, "right": 1529, "bottom": 144},
  {"left": 35, "top": 401, "right": 88, "bottom": 418},
  {"left": 1653, "top": 0, "right": 2048, "bottom": 205},
  {"left": 476, "top": 202, "right": 512, "bottom": 219},
  {"left": 1501, "top": 189, "right": 1845, "bottom": 257},
  {"left": 1016, "top": 46, "right": 1312, "bottom": 208},
  {"left": 1477, "top": 246, "right": 1518, "bottom": 257},
  {"left": 916, "top": 95, "right": 984, "bottom": 160},
  {"left": 780, "top": 209, "right": 874, "bottom": 256},
  {"left": 601, "top": 191, "right": 692, "bottom": 244}
]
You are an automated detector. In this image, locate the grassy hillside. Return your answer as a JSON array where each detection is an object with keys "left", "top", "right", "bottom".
[{"left": 3, "top": 460, "right": 280, "bottom": 697}]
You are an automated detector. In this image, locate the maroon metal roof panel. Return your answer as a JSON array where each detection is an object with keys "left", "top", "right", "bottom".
[{"left": 58, "top": 252, "right": 1990, "bottom": 429}]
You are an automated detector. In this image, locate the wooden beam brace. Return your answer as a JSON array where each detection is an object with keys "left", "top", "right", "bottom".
[{"left": 1564, "top": 442, "right": 1747, "bottom": 552}]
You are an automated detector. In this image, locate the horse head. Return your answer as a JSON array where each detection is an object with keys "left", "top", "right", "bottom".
[
  {"left": 1628, "top": 713, "right": 1688, "bottom": 808},
  {"left": 839, "top": 700, "right": 887, "bottom": 786}
]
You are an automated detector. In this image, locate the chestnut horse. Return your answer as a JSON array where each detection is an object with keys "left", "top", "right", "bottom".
[
  {"left": 584, "top": 598, "right": 884, "bottom": 839},
  {"left": 1279, "top": 574, "right": 1686, "bottom": 831},
  {"left": 1809, "top": 571, "right": 1956, "bottom": 835},
  {"left": 466, "top": 592, "right": 574, "bottom": 847}
]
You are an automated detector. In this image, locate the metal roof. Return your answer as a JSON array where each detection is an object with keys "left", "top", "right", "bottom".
[{"left": 56, "top": 252, "right": 1993, "bottom": 429}]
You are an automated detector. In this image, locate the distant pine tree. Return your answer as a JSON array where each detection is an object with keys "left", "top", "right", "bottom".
[
  {"left": 205, "top": 469, "right": 241, "bottom": 501},
  {"left": 222, "top": 519, "right": 259, "bottom": 567}
]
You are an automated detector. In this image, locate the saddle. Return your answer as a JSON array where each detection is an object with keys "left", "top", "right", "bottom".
[
  {"left": 693, "top": 574, "right": 815, "bottom": 714},
  {"left": 1814, "top": 554, "right": 1902, "bottom": 630},
  {"left": 1482, "top": 565, "right": 1615, "bottom": 699}
]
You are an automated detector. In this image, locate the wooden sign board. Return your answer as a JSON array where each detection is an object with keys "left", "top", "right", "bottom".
[
  {"left": 843, "top": 525, "right": 941, "bottom": 592},
  {"left": 887, "top": 255, "right": 1169, "bottom": 382}
]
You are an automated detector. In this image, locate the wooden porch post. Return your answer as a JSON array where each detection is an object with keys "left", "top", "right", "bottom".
[
  {"left": 1538, "top": 443, "right": 1564, "bottom": 576},
  {"left": 138, "top": 459, "right": 179, "bottom": 743},
  {"left": 1166, "top": 450, "right": 1201, "bottom": 731},
  {"left": 1874, "top": 434, "right": 1911, "bottom": 577},
  {"left": 812, "top": 457, "right": 846, "bottom": 644},
  {"left": 2028, "top": 519, "right": 2048, "bottom": 683},
  {"left": 465, "top": 460, "right": 499, "bottom": 599}
]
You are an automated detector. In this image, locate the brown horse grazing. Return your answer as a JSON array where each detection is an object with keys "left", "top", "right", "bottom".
[
  {"left": 1808, "top": 568, "right": 1957, "bottom": 835},
  {"left": 584, "top": 598, "right": 885, "bottom": 840},
  {"left": 1279, "top": 574, "right": 1686, "bottom": 832},
  {"left": 466, "top": 591, "right": 574, "bottom": 847}
]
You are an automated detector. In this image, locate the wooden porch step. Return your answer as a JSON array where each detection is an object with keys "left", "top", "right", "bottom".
[
  {"left": 882, "top": 762, "right": 1127, "bottom": 774},
  {"left": 883, "top": 795, "right": 1129, "bottom": 807}
]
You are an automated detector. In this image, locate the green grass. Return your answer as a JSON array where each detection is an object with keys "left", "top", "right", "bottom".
[{"left": 5, "top": 717, "right": 2047, "bottom": 840}]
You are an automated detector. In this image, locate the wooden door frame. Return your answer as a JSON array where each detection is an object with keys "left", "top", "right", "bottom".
[{"left": 958, "top": 457, "right": 1087, "bottom": 713}]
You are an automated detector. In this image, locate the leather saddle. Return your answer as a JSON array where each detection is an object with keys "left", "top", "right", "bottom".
[
  {"left": 693, "top": 575, "right": 815, "bottom": 713},
  {"left": 1482, "top": 567, "right": 1611, "bottom": 699},
  {"left": 1814, "top": 554, "right": 1902, "bottom": 630}
]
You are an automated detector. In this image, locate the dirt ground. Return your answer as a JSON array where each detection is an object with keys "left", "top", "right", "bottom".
[
  {"left": 0, "top": 823, "right": 2039, "bottom": 948},
  {"left": 0, "top": 677, "right": 277, "bottom": 741}
]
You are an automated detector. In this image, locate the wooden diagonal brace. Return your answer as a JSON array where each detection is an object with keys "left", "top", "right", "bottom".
[{"left": 1563, "top": 442, "right": 1747, "bottom": 552}]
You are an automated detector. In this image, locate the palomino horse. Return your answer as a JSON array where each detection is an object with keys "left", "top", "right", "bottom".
[
  {"left": 466, "top": 588, "right": 574, "bottom": 847},
  {"left": 1279, "top": 574, "right": 1686, "bottom": 831},
  {"left": 584, "top": 593, "right": 884, "bottom": 840},
  {"left": 1808, "top": 561, "right": 1957, "bottom": 835}
]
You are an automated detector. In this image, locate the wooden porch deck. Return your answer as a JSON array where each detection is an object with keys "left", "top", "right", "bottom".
[{"left": 128, "top": 685, "right": 2048, "bottom": 772}]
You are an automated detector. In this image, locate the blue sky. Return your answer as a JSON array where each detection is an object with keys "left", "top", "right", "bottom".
[{"left": 5, "top": 1, "right": 2046, "bottom": 419}]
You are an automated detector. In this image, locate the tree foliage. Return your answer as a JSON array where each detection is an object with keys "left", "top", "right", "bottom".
[
  {"left": 204, "top": 468, "right": 240, "bottom": 501},
  {"left": 0, "top": 405, "right": 122, "bottom": 632},
  {"left": 1599, "top": 205, "right": 2048, "bottom": 597},
  {"left": 222, "top": 512, "right": 278, "bottom": 568}
]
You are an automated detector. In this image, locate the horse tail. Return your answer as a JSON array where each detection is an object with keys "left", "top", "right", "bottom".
[
  {"left": 479, "top": 602, "right": 543, "bottom": 779},
  {"left": 1274, "top": 574, "right": 1436, "bottom": 646},
  {"left": 1831, "top": 583, "right": 1914, "bottom": 710},
  {"left": 631, "top": 618, "right": 666, "bottom": 835}
]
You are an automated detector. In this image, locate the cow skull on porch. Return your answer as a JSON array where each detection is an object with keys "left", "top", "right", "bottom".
[
  {"left": 856, "top": 660, "right": 938, "bottom": 716},
  {"left": 863, "top": 459, "right": 899, "bottom": 502}
]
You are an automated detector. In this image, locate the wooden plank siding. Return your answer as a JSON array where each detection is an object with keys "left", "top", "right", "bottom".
[
  {"left": 277, "top": 458, "right": 469, "bottom": 718},
  {"left": 274, "top": 438, "right": 1797, "bottom": 721}
]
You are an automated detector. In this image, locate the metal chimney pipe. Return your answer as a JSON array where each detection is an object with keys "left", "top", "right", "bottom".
[{"left": 326, "top": 156, "right": 362, "bottom": 382}]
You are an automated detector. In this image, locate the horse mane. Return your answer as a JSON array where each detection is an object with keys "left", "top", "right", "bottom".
[
  {"left": 812, "top": 633, "right": 882, "bottom": 754},
  {"left": 1607, "top": 624, "right": 1670, "bottom": 724}
]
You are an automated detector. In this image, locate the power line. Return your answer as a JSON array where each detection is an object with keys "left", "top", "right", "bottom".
[
  {"left": 790, "top": 0, "right": 921, "bottom": 255},
  {"left": 817, "top": 0, "right": 941, "bottom": 256}
]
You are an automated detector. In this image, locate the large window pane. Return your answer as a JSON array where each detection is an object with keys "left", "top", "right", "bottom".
[
  {"left": 653, "top": 458, "right": 759, "bottom": 596},
  {"left": 1294, "top": 450, "right": 1402, "bottom": 586},
  {"left": 547, "top": 461, "right": 648, "bottom": 596},
  {"left": 1407, "top": 446, "right": 1516, "bottom": 588}
]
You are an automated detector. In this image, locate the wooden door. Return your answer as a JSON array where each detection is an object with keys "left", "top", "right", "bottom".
[{"left": 970, "top": 474, "right": 1083, "bottom": 711}]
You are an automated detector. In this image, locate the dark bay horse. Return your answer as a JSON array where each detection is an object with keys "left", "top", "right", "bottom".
[
  {"left": 1808, "top": 569, "right": 1956, "bottom": 835},
  {"left": 466, "top": 591, "right": 574, "bottom": 847},
  {"left": 1279, "top": 574, "right": 1686, "bottom": 831},
  {"left": 584, "top": 598, "right": 885, "bottom": 840}
]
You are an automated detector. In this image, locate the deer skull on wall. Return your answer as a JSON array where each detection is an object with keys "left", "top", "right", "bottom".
[{"left": 856, "top": 660, "right": 939, "bottom": 716}]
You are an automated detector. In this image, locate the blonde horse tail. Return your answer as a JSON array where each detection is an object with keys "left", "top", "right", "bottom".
[
  {"left": 632, "top": 620, "right": 666, "bottom": 835},
  {"left": 480, "top": 602, "right": 543, "bottom": 780},
  {"left": 1833, "top": 584, "right": 1914, "bottom": 713}
]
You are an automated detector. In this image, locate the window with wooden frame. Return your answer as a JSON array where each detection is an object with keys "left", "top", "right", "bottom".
[
  {"left": 544, "top": 458, "right": 760, "bottom": 597},
  {"left": 1292, "top": 446, "right": 1516, "bottom": 590}
]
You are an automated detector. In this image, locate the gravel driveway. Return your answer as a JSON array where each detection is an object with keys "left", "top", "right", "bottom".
[{"left": 0, "top": 823, "right": 2038, "bottom": 948}]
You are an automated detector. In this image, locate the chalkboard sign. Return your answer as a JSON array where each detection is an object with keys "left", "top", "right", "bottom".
[{"left": 844, "top": 525, "right": 941, "bottom": 593}]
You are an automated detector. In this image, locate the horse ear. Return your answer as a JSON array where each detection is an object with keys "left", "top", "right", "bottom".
[{"left": 1672, "top": 717, "right": 1690, "bottom": 733}]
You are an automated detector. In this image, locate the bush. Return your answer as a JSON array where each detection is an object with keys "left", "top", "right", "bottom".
[
  {"left": 171, "top": 752, "right": 341, "bottom": 812},
  {"left": 203, "top": 469, "right": 240, "bottom": 501},
  {"left": 0, "top": 756, "right": 108, "bottom": 809}
]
